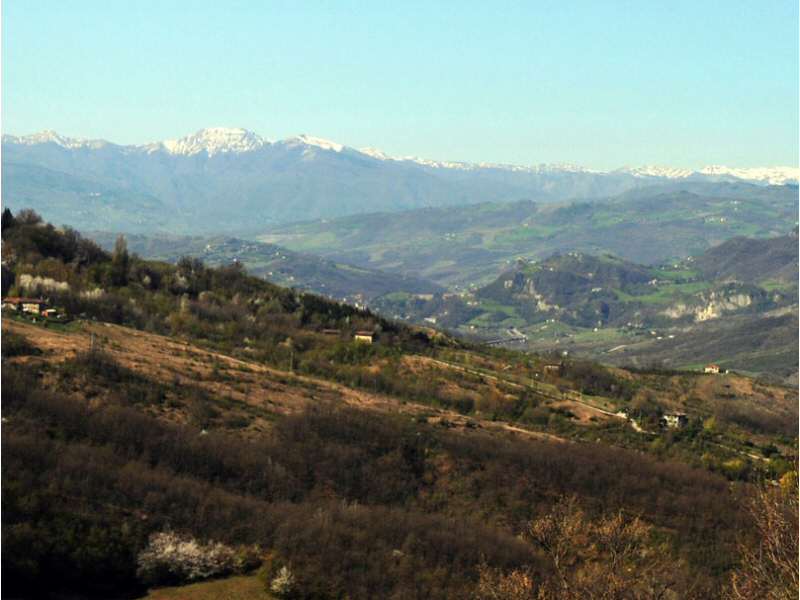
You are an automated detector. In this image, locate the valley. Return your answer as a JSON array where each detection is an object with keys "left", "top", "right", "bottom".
[
  {"left": 69, "top": 184, "right": 798, "bottom": 383},
  {"left": 3, "top": 4, "right": 798, "bottom": 598},
  {"left": 2, "top": 210, "right": 797, "bottom": 598},
  {"left": 259, "top": 184, "right": 797, "bottom": 288},
  {"left": 86, "top": 232, "right": 443, "bottom": 305},
  {"left": 372, "top": 236, "right": 798, "bottom": 382}
]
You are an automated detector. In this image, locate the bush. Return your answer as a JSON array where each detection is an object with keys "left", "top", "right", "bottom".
[
  {"left": 270, "top": 565, "right": 297, "bottom": 598},
  {"left": 136, "top": 531, "right": 239, "bottom": 585},
  {"left": 1, "top": 331, "right": 41, "bottom": 357}
]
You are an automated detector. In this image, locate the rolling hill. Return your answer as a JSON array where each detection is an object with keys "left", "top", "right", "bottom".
[
  {"left": 371, "top": 238, "right": 799, "bottom": 382},
  {"left": 86, "top": 232, "right": 443, "bottom": 303},
  {"left": 692, "top": 230, "right": 799, "bottom": 283},
  {"left": 260, "top": 184, "right": 798, "bottom": 288}
]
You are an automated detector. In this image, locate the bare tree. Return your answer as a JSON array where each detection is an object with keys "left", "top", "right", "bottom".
[
  {"left": 726, "top": 481, "right": 798, "bottom": 600},
  {"left": 476, "top": 563, "right": 539, "bottom": 600},
  {"left": 477, "top": 496, "right": 679, "bottom": 600},
  {"left": 14, "top": 208, "right": 42, "bottom": 226}
]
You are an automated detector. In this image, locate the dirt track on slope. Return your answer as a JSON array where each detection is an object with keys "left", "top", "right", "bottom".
[{"left": 4, "top": 319, "right": 567, "bottom": 443}]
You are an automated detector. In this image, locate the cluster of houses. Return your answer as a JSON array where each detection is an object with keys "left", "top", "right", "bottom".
[
  {"left": 1, "top": 297, "right": 64, "bottom": 320},
  {"left": 615, "top": 407, "right": 689, "bottom": 431}
]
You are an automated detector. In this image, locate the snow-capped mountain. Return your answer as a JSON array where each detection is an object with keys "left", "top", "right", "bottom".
[
  {"left": 156, "top": 127, "right": 268, "bottom": 156},
  {"left": 2, "top": 127, "right": 797, "bottom": 233},
  {"left": 696, "top": 165, "right": 800, "bottom": 186},
  {"left": 617, "top": 164, "right": 799, "bottom": 186},
  {"left": 280, "top": 134, "right": 345, "bottom": 153},
  {"left": 4, "top": 127, "right": 797, "bottom": 184},
  {"left": 4, "top": 130, "right": 112, "bottom": 151}
]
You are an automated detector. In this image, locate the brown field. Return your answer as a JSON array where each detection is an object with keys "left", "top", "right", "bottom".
[
  {"left": 142, "top": 575, "right": 270, "bottom": 600},
  {"left": 3, "top": 318, "right": 565, "bottom": 443}
]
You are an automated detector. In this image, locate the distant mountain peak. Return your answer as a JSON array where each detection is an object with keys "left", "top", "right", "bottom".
[
  {"left": 617, "top": 164, "right": 800, "bottom": 185},
  {"left": 2, "top": 130, "right": 110, "bottom": 150},
  {"left": 159, "top": 127, "right": 268, "bottom": 156},
  {"left": 617, "top": 165, "right": 695, "bottom": 179},
  {"left": 282, "top": 134, "right": 345, "bottom": 153},
  {"left": 357, "top": 146, "right": 600, "bottom": 173},
  {"left": 358, "top": 146, "right": 391, "bottom": 160},
  {"left": 696, "top": 165, "right": 800, "bottom": 186}
]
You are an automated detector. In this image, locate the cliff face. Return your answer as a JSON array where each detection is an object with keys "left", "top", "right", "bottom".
[
  {"left": 661, "top": 285, "right": 777, "bottom": 323},
  {"left": 476, "top": 250, "right": 796, "bottom": 330}
]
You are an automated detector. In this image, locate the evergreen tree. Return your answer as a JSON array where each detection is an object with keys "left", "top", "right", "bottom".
[
  {"left": 1, "top": 208, "right": 16, "bottom": 235},
  {"left": 110, "top": 235, "right": 130, "bottom": 286}
]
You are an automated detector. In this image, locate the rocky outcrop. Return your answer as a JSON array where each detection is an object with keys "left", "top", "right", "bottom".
[{"left": 662, "top": 287, "right": 765, "bottom": 322}]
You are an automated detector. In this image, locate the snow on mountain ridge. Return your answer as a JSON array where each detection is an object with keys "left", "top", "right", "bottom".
[
  {"left": 359, "top": 148, "right": 599, "bottom": 174},
  {"left": 400, "top": 157, "right": 600, "bottom": 173},
  {"left": 617, "top": 165, "right": 695, "bottom": 179},
  {"left": 3, "top": 129, "right": 798, "bottom": 184},
  {"left": 160, "top": 127, "right": 268, "bottom": 156},
  {"left": 283, "top": 134, "right": 344, "bottom": 152},
  {"left": 359, "top": 147, "right": 391, "bottom": 160},
  {"left": 2, "top": 130, "right": 111, "bottom": 150},
  {"left": 618, "top": 164, "right": 800, "bottom": 185},
  {"left": 697, "top": 165, "right": 800, "bottom": 186}
]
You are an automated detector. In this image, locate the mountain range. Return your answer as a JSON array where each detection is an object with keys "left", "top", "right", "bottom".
[{"left": 3, "top": 127, "right": 798, "bottom": 233}]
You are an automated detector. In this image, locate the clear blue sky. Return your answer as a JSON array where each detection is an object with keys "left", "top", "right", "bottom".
[{"left": 2, "top": 1, "right": 798, "bottom": 169}]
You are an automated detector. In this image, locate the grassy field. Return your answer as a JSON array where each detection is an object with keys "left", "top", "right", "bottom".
[
  {"left": 613, "top": 280, "right": 712, "bottom": 304},
  {"left": 142, "top": 576, "right": 271, "bottom": 600}
]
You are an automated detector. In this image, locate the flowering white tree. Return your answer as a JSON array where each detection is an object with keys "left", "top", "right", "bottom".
[
  {"left": 136, "top": 531, "right": 238, "bottom": 585},
  {"left": 270, "top": 565, "right": 296, "bottom": 598}
]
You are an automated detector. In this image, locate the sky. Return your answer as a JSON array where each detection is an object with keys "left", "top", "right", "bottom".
[{"left": 2, "top": 1, "right": 798, "bottom": 169}]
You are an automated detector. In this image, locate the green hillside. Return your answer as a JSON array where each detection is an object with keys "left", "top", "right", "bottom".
[
  {"left": 259, "top": 184, "right": 798, "bottom": 289},
  {"left": 692, "top": 231, "right": 798, "bottom": 284},
  {"left": 372, "top": 244, "right": 798, "bottom": 382}
]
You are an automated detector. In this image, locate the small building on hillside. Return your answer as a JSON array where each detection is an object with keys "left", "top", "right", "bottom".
[
  {"left": 2, "top": 297, "right": 46, "bottom": 315},
  {"left": 354, "top": 331, "right": 375, "bottom": 344},
  {"left": 660, "top": 412, "right": 688, "bottom": 429},
  {"left": 704, "top": 364, "right": 721, "bottom": 374},
  {"left": 321, "top": 329, "right": 341, "bottom": 336}
]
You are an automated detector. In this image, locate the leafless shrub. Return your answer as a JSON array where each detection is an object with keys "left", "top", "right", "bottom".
[
  {"left": 477, "top": 496, "right": 682, "bottom": 600},
  {"left": 726, "top": 481, "right": 798, "bottom": 600}
]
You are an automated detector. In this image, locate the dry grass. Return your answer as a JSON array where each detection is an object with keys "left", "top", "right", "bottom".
[
  {"left": 141, "top": 575, "right": 271, "bottom": 600},
  {"left": 2, "top": 319, "right": 564, "bottom": 443}
]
